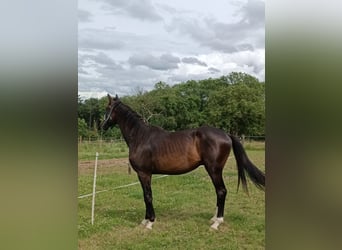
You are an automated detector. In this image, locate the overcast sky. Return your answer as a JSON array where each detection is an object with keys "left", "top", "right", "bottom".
[{"left": 78, "top": 0, "right": 265, "bottom": 99}]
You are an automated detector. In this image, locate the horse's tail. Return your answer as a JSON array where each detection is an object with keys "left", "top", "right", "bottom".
[{"left": 229, "top": 135, "right": 265, "bottom": 194}]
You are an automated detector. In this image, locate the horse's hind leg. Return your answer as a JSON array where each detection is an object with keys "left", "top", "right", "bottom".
[
  {"left": 137, "top": 171, "right": 155, "bottom": 229},
  {"left": 205, "top": 166, "right": 227, "bottom": 230}
]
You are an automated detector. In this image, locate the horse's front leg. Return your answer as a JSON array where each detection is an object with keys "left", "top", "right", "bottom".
[{"left": 137, "top": 171, "right": 155, "bottom": 229}]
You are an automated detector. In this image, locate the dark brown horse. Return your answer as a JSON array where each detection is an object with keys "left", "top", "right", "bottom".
[{"left": 101, "top": 94, "right": 265, "bottom": 230}]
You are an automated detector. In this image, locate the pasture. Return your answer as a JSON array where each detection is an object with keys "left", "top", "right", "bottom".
[{"left": 78, "top": 140, "right": 265, "bottom": 249}]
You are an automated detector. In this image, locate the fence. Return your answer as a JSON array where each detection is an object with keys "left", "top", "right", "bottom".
[
  {"left": 78, "top": 136, "right": 125, "bottom": 144},
  {"left": 78, "top": 135, "right": 265, "bottom": 144}
]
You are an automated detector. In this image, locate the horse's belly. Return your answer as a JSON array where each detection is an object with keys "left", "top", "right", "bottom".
[{"left": 153, "top": 153, "right": 201, "bottom": 174}]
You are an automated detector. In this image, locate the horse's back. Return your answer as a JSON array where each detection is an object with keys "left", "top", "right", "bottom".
[{"left": 196, "top": 126, "right": 231, "bottom": 143}]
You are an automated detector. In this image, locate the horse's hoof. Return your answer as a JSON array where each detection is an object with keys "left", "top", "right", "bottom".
[
  {"left": 141, "top": 219, "right": 148, "bottom": 226},
  {"left": 145, "top": 221, "right": 154, "bottom": 229},
  {"left": 141, "top": 219, "right": 154, "bottom": 229},
  {"left": 210, "top": 217, "right": 224, "bottom": 230},
  {"left": 210, "top": 215, "right": 217, "bottom": 222},
  {"left": 210, "top": 223, "right": 219, "bottom": 230}
]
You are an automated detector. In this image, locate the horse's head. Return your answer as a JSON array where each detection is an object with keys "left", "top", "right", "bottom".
[{"left": 101, "top": 94, "right": 120, "bottom": 131}]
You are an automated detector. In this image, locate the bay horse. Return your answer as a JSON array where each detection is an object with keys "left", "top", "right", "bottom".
[{"left": 101, "top": 94, "right": 265, "bottom": 230}]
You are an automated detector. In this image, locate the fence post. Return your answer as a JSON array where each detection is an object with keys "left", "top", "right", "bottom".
[
  {"left": 128, "top": 163, "right": 131, "bottom": 175},
  {"left": 91, "top": 152, "right": 99, "bottom": 225}
]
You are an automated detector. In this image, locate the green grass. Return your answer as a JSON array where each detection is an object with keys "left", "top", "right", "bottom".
[
  {"left": 78, "top": 140, "right": 129, "bottom": 160},
  {"left": 243, "top": 140, "right": 265, "bottom": 151},
  {"left": 78, "top": 142, "right": 265, "bottom": 249}
]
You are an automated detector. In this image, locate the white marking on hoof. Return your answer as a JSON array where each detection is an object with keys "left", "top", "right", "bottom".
[
  {"left": 145, "top": 221, "right": 154, "bottom": 229},
  {"left": 141, "top": 219, "right": 149, "bottom": 226},
  {"left": 210, "top": 214, "right": 217, "bottom": 222},
  {"left": 141, "top": 219, "right": 154, "bottom": 229},
  {"left": 210, "top": 207, "right": 218, "bottom": 222},
  {"left": 210, "top": 217, "right": 224, "bottom": 230}
]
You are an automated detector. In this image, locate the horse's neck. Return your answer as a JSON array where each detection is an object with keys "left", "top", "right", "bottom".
[
  {"left": 116, "top": 111, "right": 147, "bottom": 147},
  {"left": 119, "top": 124, "right": 131, "bottom": 146}
]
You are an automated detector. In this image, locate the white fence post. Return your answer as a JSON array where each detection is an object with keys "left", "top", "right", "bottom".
[{"left": 91, "top": 152, "right": 99, "bottom": 225}]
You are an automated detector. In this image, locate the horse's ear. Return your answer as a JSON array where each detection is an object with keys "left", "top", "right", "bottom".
[
  {"left": 107, "top": 94, "right": 112, "bottom": 103},
  {"left": 115, "top": 94, "right": 119, "bottom": 100}
]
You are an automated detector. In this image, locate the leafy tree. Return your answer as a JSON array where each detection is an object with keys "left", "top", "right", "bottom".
[
  {"left": 225, "top": 72, "right": 260, "bottom": 85},
  {"left": 206, "top": 80, "right": 265, "bottom": 135},
  {"left": 78, "top": 118, "right": 89, "bottom": 138},
  {"left": 154, "top": 81, "right": 169, "bottom": 90},
  {"left": 78, "top": 72, "right": 265, "bottom": 138}
]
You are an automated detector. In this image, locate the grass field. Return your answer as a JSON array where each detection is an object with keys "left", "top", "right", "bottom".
[{"left": 78, "top": 141, "right": 265, "bottom": 249}]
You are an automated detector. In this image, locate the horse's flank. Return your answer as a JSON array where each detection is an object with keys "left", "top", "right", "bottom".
[{"left": 131, "top": 128, "right": 203, "bottom": 175}]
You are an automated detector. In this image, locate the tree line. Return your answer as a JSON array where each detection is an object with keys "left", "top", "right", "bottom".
[{"left": 78, "top": 72, "right": 265, "bottom": 140}]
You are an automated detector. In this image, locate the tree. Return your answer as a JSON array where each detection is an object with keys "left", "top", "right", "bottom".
[
  {"left": 206, "top": 80, "right": 265, "bottom": 135},
  {"left": 78, "top": 118, "right": 89, "bottom": 138},
  {"left": 154, "top": 81, "right": 169, "bottom": 90},
  {"left": 225, "top": 72, "right": 260, "bottom": 85},
  {"left": 78, "top": 72, "right": 265, "bottom": 138}
]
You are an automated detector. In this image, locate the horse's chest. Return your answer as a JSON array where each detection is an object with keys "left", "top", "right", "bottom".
[{"left": 128, "top": 147, "right": 153, "bottom": 170}]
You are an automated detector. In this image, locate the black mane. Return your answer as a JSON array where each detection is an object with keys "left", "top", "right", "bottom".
[
  {"left": 115, "top": 102, "right": 150, "bottom": 146},
  {"left": 117, "top": 101, "right": 145, "bottom": 125}
]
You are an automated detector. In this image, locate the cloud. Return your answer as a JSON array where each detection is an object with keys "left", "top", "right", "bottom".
[
  {"left": 229, "top": 49, "right": 265, "bottom": 75},
  {"left": 198, "top": 50, "right": 264, "bottom": 80},
  {"left": 78, "top": 1, "right": 265, "bottom": 97},
  {"left": 128, "top": 53, "right": 180, "bottom": 71},
  {"left": 239, "top": 0, "right": 265, "bottom": 27},
  {"left": 78, "top": 52, "right": 124, "bottom": 84},
  {"left": 78, "top": 29, "right": 125, "bottom": 51},
  {"left": 85, "top": 52, "right": 119, "bottom": 68},
  {"left": 167, "top": 72, "right": 217, "bottom": 84},
  {"left": 165, "top": 0, "right": 264, "bottom": 53},
  {"left": 181, "top": 57, "right": 207, "bottom": 66},
  {"left": 78, "top": 66, "right": 89, "bottom": 75},
  {"left": 78, "top": 27, "right": 185, "bottom": 56},
  {"left": 78, "top": 52, "right": 163, "bottom": 96},
  {"left": 78, "top": 9, "right": 92, "bottom": 22},
  {"left": 101, "top": 0, "right": 163, "bottom": 21},
  {"left": 79, "top": 63, "right": 162, "bottom": 97},
  {"left": 208, "top": 67, "right": 220, "bottom": 73}
]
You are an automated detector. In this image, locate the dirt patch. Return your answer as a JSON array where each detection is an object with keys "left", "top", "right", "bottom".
[{"left": 78, "top": 158, "right": 131, "bottom": 175}]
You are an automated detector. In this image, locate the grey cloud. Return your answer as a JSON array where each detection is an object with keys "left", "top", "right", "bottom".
[
  {"left": 253, "top": 63, "right": 264, "bottom": 74},
  {"left": 78, "top": 52, "right": 124, "bottom": 86},
  {"left": 230, "top": 50, "right": 264, "bottom": 75},
  {"left": 209, "top": 0, "right": 264, "bottom": 51},
  {"left": 181, "top": 57, "right": 207, "bottom": 66},
  {"left": 208, "top": 67, "right": 220, "bottom": 73},
  {"left": 168, "top": 72, "right": 217, "bottom": 84},
  {"left": 79, "top": 28, "right": 176, "bottom": 54},
  {"left": 78, "top": 1, "right": 265, "bottom": 97},
  {"left": 101, "top": 0, "right": 163, "bottom": 21},
  {"left": 78, "top": 29, "right": 125, "bottom": 51},
  {"left": 166, "top": 18, "right": 209, "bottom": 42},
  {"left": 129, "top": 53, "right": 180, "bottom": 71},
  {"left": 79, "top": 63, "right": 161, "bottom": 97},
  {"left": 78, "top": 66, "right": 89, "bottom": 75},
  {"left": 88, "top": 52, "right": 118, "bottom": 67},
  {"left": 239, "top": 0, "right": 265, "bottom": 28},
  {"left": 155, "top": 3, "right": 178, "bottom": 15},
  {"left": 78, "top": 9, "right": 92, "bottom": 22},
  {"left": 166, "top": 0, "right": 264, "bottom": 53}
]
